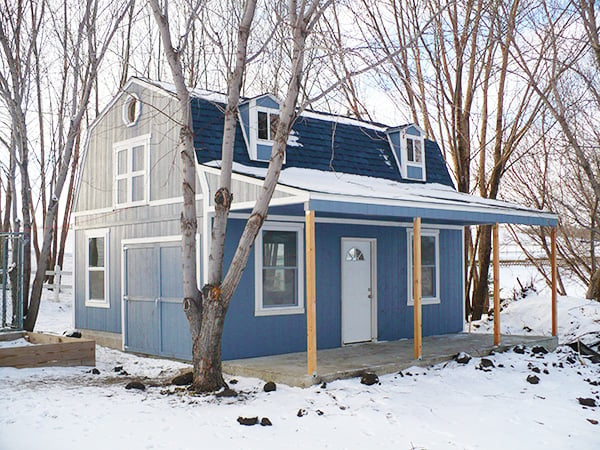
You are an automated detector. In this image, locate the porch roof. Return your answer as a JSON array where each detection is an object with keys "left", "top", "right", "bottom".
[{"left": 222, "top": 164, "right": 558, "bottom": 227}]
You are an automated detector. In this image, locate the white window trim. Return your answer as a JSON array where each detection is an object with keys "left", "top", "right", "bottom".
[
  {"left": 256, "top": 107, "right": 279, "bottom": 144},
  {"left": 85, "top": 228, "right": 110, "bottom": 308},
  {"left": 122, "top": 94, "right": 141, "bottom": 127},
  {"left": 400, "top": 128, "right": 426, "bottom": 181},
  {"left": 113, "top": 134, "right": 151, "bottom": 208},
  {"left": 407, "top": 228, "right": 440, "bottom": 306},
  {"left": 255, "top": 221, "right": 305, "bottom": 316}
]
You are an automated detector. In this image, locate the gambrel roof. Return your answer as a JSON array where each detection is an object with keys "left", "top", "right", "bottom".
[{"left": 190, "top": 95, "right": 454, "bottom": 187}]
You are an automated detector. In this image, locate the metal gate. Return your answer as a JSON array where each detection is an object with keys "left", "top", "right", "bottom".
[
  {"left": 122, "top": 240, "right": 192, "bottom": 359},
  {"left": 1, "top": 233, "right": 25, "bottom": 331}
]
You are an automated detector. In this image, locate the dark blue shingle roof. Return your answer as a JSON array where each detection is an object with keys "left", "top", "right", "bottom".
[{"left": 191, "top": 96, "right": 455, "bottom": 189}]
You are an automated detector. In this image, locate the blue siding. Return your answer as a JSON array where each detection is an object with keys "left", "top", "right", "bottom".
[
  {"left": 255, "top": 95, "right": 280, "bottom": 109},
  {"left": 222, "top": 219, "right": 307, "bottom": 360},
  {"left": 407, "top": 166, "right": 423, "bottom": 180},
  {"left": 220, "top": 219, "right": 464, "bottom": 360},
  {"left": 406, "top": 125, "right": 420, "bottom": 136},
  {"left": 256, "top": 143, "right": 272, "bottom": 161}
]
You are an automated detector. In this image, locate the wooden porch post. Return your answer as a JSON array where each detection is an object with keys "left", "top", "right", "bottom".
[
  {"left": 305, "top": 210, "right": 317, "bottom": 376},
  {"left": 413, "top": 217, "right": 422, "bottom": 359},
  {"left": 551, "top": 227, "right": 558, "bottom": 337},
  {"left": 493, "top": 223, "right": 501, "bottom": 346}
]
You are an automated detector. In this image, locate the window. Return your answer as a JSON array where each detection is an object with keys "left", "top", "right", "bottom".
[
  {"left": 257, "top": 110, "right": 279, "bottom": 141},
  {"left": 407, "top": 137, "right": 422, "bottom": 163},
  {"left": 255, "top": 222, "right": 304, "bottom": 316},
  {"left": 122, "top": 94, "right": 141, "bottom": 127},
  {"left": 85, "top": 229, "right": 109, "bottom": 308},
  {"left": 345, "top": 247, "right": 365, "bottom": 261},
  {"left": 407, "top": 229, "right": 440, "bottom": 305},
  {"left": 114, "top": 135, "right": 150, "bottom": 207}
]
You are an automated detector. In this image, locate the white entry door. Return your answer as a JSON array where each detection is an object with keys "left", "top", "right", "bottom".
[{"left": 341, "top": 238, "right": 375, "bottom": 344}]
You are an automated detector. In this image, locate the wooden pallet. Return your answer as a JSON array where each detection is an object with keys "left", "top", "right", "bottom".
[{"left": 0, "top": 332, "right": 95, "bottom": 368}]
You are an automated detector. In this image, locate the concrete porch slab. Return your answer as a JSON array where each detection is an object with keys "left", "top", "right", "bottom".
[{"left": 223, "top": 333, "right": 558, "bottom": 388}]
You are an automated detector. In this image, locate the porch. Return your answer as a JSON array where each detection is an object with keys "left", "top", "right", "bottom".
[{"left": 223, "top": 332, "right": 558, "bottom": 387}]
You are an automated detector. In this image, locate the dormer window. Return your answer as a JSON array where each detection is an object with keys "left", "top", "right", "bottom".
[
  {"left": 407, "top": 136, "right": 422, "bottom": 163},
  {"left": 257, "top": 110, "right": 279, "bottom": 141},
  {"left": 386, "top": 124, "right": 426, "bottom": 182},
  {"left": 239, "top": 94, "right": 284, "bottom": 162}
]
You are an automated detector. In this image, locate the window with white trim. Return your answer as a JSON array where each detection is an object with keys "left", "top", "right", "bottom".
[
  {"left": 85, "top": 229, "right": 109, "bottom": 308},
  {"left": 255, "top": 222, "right": 304, "bottom": 316},
  {"left": 402, "top": 126, "right": 426, "bottom": 181},
  {"left": 257, "top": 109, "right": 280, "bottom": 142},
  {"left": 114, "top": 135, "right": 150, "bottom": 207},
  {"left": 407, "top": 229, "right": 440, "bottom": 305},
  {"left": 122, "top": 94, "right": 141, "bottom": 127}
]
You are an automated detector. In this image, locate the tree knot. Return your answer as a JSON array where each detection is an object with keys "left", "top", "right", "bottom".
[{"left": 214, "top": 188, "right": 233, "bottom": 208}]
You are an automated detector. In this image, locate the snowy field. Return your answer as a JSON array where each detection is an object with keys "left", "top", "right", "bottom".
[{"left": 1, "top": 264, "right": 599, "bottom": 449}]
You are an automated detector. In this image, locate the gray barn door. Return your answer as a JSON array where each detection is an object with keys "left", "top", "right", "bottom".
[
  {"left": 123, "top": 241, "right": 192, "bottom": 359},
  {"left": 341, "top": 238, "right": 374, "bottom": 344}
]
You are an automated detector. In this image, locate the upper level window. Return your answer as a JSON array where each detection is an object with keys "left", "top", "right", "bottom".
[
  {"left": 255, "top": 222, "right": 304, "bottom": 316},
  {"left": 114, "top": 134, "right": 150, "bottom": 208},
  {"left": 258, "top": 110, "right": 279, "bottom": 141},
  {"left": 239, "top": 95, "right": 284, "bottom": 162},
  {"left": 407, "top": 136, "right": 422, "bottom": 164},
  {"left": 386, "top": 124, "right": 426, "bottom": 181},
  {"left": 122, "top": 94, "right": 141, "bottom": 127},
  {"left": 407, "top": 229, "right": 440, "bottom": 305}
]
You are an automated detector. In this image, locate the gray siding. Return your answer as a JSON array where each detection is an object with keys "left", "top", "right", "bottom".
[
  {"left": 74, "top": 208, "right": 189, "bottom": 334},
  {"left": 204, "top": 171, "right": 293, "bottom": 206},
  {"left": 76, "top": 83, "right": 183, "bottom": 213}
]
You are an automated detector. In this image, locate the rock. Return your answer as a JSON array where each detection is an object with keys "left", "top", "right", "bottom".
[
  {"left": 587, "top": 419, "right": 598, "bottom": 425},
  {"left": 119, "top": 370, "right": 129, "bottom": 376},
  {"left": 320, "top": 382, "right": 327, "bottom": 389},
  {"left": 578, "top": 397, "right": 597, "bottom": 407},
  {"left": 455, "top": 352, "right": 471, "bottom": 364},
  {"left": 263, "top": 381, "right": 277, "bottom": 392},
  {"left": 532, "top": 346, "right": 548, "bottom": 355},
  {"left": 316, "top": 409, "right": 324, "bottom": 416},
  {"left": 297, "top": 409, "right": 307, "bottom": 417},
  {"left": 91, "top": 368, "right": 100, "bottom": 375},
  {"left": 125, "top": 381, "right": 145, "bottom": 391},
  {"left": 229, "top": 379, "right": 238, "bottom": 385},
  {"left": 513, "top": 345, "right": 526, "bottom": 354},
  {"left": 523, "top": 326, "right": 532, "bottom": 333},
  {"left": 478, "top": 358, "right": 495, "bottom": 371},
  {"left": 527, "top": 375, "right": 540, "bottom": 385},
  {"left": 63, "top": 330, "right": 82, "bottom": 338},
  {"left": 237, "top": 416, "right": 258, "bottom": 426},
  {"left": 113, "top": 366, "right": 123, "bottom": 372},
  {"left": 216, "top": 388, "right": 237, "bottom": 398},
  {"left": 172, "top": 371, "right": 193, "bottom": 386},
  {"left": 260, "top": 417, "right": 272, "bottom": 426},
  {"left": 360, "top": 372, "right": 379, "bottom": 386},
  {"left": 543, "top": 369, "right": 549, "bottom": 375}
]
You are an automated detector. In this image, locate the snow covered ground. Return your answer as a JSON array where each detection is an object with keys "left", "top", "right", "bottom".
[{"left": 1, "top": 264, "right": 599, "bottom": 449}]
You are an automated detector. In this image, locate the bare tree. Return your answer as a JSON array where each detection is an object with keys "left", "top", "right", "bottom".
[
  {"left": 24, "top": 0, "right": 133, "bottom": 330},
  {"left": 150, "top": 0, "right": 336, "bottom": 391}
]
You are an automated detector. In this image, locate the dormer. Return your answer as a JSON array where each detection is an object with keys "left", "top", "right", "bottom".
[
  {"left": 239, "top": 94, "right": 282, "bottom": 162},
  {"left": 386, "top": 124, "right": 426, "bottom": 182}
]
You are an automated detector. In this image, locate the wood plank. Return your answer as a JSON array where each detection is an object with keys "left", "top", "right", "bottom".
[
  {"left": 0, "top": 333, "right": 95, "bottom": 368},
  {"left": 493, "top": 223, "right": 501, "bottom": 346},
  {"left": 551, "top": 227, "right": 558, "bottom": 337},
  {"left": 305, "top": 210, "right": 317, "bottom": 376},
  {"left": 413, "top": 217, "right": 422, "bottom": 359}
]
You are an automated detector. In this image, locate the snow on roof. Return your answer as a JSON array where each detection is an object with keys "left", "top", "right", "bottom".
[{"left": 206, "top": 162, "right": 554, "bottom": 220}]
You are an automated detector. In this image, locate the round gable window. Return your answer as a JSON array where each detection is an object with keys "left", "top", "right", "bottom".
[{"left": 122, "top": 94, "right": 140, "bottom": 126}]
